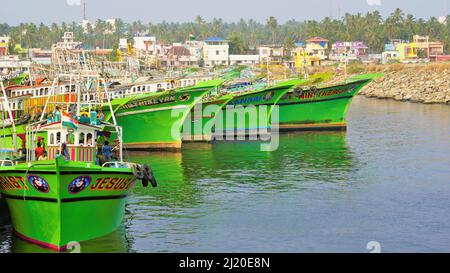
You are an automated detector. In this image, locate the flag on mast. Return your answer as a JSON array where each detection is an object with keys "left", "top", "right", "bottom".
[{"left": 62, "top": 112, "right": 79, "bottom": 130}]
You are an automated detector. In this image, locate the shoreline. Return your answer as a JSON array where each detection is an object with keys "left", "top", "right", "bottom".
[{"left": 355, "top": 63, "right": 450, "bottom": 105}]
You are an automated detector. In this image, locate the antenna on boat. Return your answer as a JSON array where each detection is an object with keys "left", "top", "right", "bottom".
[{"left": 0, "top": 81, "right": 17, "bottom": 151}]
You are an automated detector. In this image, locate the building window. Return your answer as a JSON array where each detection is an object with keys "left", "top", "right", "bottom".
[
  {"left": 79, "top": 133, "right": 85, "bottom": 145},
  {"left": 86, "top": 133, "right": 93, "bottom": 146},
  {"left": 56, "top": 132, "right": 61, "bottom": 144},
  {"left": 216, "top": 50, "right": 220, "bottom": 55}
]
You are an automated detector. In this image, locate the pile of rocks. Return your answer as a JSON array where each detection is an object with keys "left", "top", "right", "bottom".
[{"left": 358, "top": 67, "right": 450, "bottom": 104}]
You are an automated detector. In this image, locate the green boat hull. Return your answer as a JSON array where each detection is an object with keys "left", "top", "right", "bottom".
[
  {"left": 0, "top": 157, "right": 137, "bottom": 251},
  {"left": 184, "top": 80, "right": 305, "bottom": 141},
  {"left": 110, "top": 81, "right": 222, "bottom": 150},
  {"left": 276, "top": 79, "right": 371, "bottom": 131}
]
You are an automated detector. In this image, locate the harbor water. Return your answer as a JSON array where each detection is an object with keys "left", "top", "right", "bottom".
[{"left": 1, "top": 96, "right": 450, "bottom": 253}]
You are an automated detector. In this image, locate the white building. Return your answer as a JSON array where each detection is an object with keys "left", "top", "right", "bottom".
[
  {"left": 202, "top": 37, "right": 229, "bottom": 67},
  {"left": 258, "top": 45, "right": 284, "bottom": 63},
  {"left": 119, "top": 39, "right": 128, "bottom": 50},
  {"left": 0, "top": 55, "right": 30, "bottom": 74},
  {"left": 133, "top": 36, "right": 160, "bottom": 55},
  {"left": 229, "top": 55, "right": 260, "bottom": 65},
  {"left": 105, "top": 18, "right": 117, "bottom": 33},
  {"left": 183, "top": 40, "right": 203, "bottom": 66},
  {"left": 381, "top": 51, "right": 400, "bottom": 64},
  {"left": 81, "top": 20, "right": 92, "bottom": 34}
]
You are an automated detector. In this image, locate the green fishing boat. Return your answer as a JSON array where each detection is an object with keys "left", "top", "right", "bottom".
[
  {"left": 104, "top": 79, "right": 223, "bottom": 150},
  {"left": 184, "top": 79, "right": 306, "bottom": 141},
  {"left": 0, "top": 74, "right": 156, "bottom": 251},
  {"left": 276, "top": 74, "right": 380, "bottom": 131}
]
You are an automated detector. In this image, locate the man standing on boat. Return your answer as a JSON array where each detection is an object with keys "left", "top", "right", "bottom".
[
  {"left": 35, "top": 142, "right": 46, "bottom": 160},
  {"left": 102, "top": 141, "right": 112, "bottom": 162}
]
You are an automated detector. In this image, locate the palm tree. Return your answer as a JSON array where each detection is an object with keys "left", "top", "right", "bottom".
[{"left": 267, "top": 16, "right": 278, "bottom": 44}]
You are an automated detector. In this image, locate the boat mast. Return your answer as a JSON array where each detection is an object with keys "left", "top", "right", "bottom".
[{"left": 0, "top": 81, "right": 17, "bottom": 151}]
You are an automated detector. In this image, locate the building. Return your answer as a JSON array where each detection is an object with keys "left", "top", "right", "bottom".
[
  {"left": 294, "top": 48, "right": 322, "bottom": 68},
  {"left": 305, "top": 37, "right": 329, "bottom": 60},
  {"left": 202, "top": 37, "right": 229, "bottom": 67},
  {"left": 0, "top": 36, "right": 10, "bottom": 56},
  {"left": 0, "top": 55, "right": 30, "bottom": 74},
  {"left": 133, "top": 36, "right": 161, "bottom": 55},
  {"left": 81, "top": 20, "right": 92, "bottom": 34},
  {"left": 258, "top": 45, "right": 284, "bottom": 64},
  {"left": 381, "top": 51, "right": 400, "bottom": 64},
  {"left": 330, "top": 41, "right": 369, "bottom": 61},
  {"left": 382, "top": 36, "right": 445, "bottom": 63},
  {"left": 105, "top": 19, "right": 117, "bottom": 33},
  {"left": 229, "top": 55, "right": 260, "bottom": 65},
  {"left": 184, "top": 40, "right": 203, "bottom": 66},
  {"left": 161, "top": 45, "right": 196, "bottom": 67},
  {"left": 412, "top": 35, "right": 444, "bottom": 60}
]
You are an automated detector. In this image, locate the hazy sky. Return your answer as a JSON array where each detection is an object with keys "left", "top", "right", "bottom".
[{"left": 2, "top": 0, "right": 449, "bottom": 25}]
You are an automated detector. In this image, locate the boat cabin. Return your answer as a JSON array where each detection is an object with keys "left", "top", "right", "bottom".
[{"left": 40, "top": 113, "right": 101, "bottom": 162}]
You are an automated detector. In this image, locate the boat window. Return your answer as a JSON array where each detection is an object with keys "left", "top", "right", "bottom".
[
  {"left": 79, "top": 133, "right": 85, "bottom": 145},
  {"left": 137, "top": 86, "right": 141, "bottom": 92},
  {"left": 86, "top": 133, "right": 93, "bottom": 146},
  {"left": 66, "top": 132, "right": 75, "bottom": 145}
]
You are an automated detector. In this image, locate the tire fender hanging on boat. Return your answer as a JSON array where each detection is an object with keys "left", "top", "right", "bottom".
[{"left": 142, "top": 164, "right": 157, "bottom": 188}]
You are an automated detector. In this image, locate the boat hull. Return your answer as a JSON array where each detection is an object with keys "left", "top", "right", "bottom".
[
  {"left": 183, "top": 80, "right": 304, "bottom": 141},
  {"left": 0, "top": 157, "right": 136, "bottom": 251},
  {"left": 276, "top": 79, "right": 371, "bottom": 131},
  {"left": 112, "top": 86, "right": 217, "bottom": 150}
]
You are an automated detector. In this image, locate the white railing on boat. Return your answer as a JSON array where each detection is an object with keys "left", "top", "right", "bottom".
[
  {"left": 102, "top": 161, "right": 135, "bottom": 169},
  {"left": 0, "top": 160, "right": 15, "bottom": 166}
]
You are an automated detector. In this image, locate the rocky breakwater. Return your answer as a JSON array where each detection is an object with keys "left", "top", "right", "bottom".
[{"left": 359, "top": 64, "right": 450, "bottom": 104}]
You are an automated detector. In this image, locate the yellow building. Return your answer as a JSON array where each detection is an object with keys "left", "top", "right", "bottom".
[
  {"left": 294, "top": 48, "right": 322, "bottom": 71},
  {"left": 395, "top": 42, "right": 419, "bottom": 61},
  {"left": 0, "top": 36, "right": 10, "bottom": 55}
]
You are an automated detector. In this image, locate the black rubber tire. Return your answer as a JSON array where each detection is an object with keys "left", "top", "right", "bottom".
[{"left": 143, "top": 164, "right": 157, "bottom": 188}]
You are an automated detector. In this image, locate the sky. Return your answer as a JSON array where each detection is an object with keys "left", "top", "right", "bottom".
[{"left": 2, "top": 0, "right": 449, "bottom": 25}]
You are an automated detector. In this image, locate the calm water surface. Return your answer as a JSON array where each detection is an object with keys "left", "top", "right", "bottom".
[{"left": 1, "top": 96, "right": 450, "bottom": 253}]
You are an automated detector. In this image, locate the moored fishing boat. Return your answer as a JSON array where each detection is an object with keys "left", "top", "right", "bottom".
[
  {"left": 105, "top": 79, "right": 223, "bottom": 150},
  {"left": 276, "top": 74, "right": 380, "bottom": 131},
  {"left": 0, "top": 73, "right": 156, "bottom": 251},
  {"left": 183, "top": 79, "right": 307, "bottom": 141}
]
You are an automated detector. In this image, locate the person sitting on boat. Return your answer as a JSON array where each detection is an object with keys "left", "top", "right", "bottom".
[
  {"left": 35, "top": 142, "right": 46, "bottom": 160},
  {"left": 37, "top": 136, "right": 45, "bottom": 149},
  {"left": 38, "top": 151, "right": 48, "bottom": 161},
  {"left": 102, "top": 141, "right": 112, "bottom": 162},
  {"left": 54, "top": 106, "right": 62, "bottom": 122},
  {"left": 59, "top": 143, "right": 70, "bottom": 160}
]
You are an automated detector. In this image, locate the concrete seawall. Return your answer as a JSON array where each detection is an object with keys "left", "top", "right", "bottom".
[{"left": 358, "top": 65, "right": 450, "bottom": 105}]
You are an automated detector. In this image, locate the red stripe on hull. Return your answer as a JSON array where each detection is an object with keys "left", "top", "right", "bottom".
[{"left": 14, "top": 230, "right": 68, "bottom": 252}]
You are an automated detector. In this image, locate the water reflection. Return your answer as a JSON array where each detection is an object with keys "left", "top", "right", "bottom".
[{"left": 123, "top": 132, "right": 355, "bottom": 252}]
